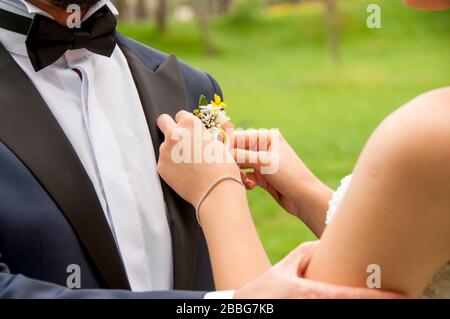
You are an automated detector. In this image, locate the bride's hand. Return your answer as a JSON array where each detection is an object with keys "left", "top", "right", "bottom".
[
  {"left": 156, "top": 110, "right": 241, "bottom": 207},
  {"left": 157, "top": 112, "right": 271, "bottom": 289},
  {"left": 231, "top": 129, "right": 332, "bottom": 236}
]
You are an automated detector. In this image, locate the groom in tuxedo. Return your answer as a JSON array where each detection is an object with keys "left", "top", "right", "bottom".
[{"left": 0, "top": 0, "right": 395, "bottom": 299}]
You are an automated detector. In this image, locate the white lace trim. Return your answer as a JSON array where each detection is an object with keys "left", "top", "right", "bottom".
[{"left": 325, "top": 174, "right": 352, "bottom": 225}]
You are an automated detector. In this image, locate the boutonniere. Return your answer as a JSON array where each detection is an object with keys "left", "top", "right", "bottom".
[{"left": 193, "top": 94, "right": 230, "bottom": 140}]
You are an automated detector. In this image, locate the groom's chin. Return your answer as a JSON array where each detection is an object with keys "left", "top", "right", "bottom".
[{"left": 46, "top": 0, "right": 100, "bottom": 10}]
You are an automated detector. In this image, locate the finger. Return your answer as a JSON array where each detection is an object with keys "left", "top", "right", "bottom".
[
  {"left": 296, "top": 241, "right": 320, "bottom": 276},
  {"left": 232, "top": 149, "right": 272, "bottom": 170},
  {"left": 244, "top": 171, "right": 257, "bottom": 184},
  {"left": 221, "top": 122, "right": 234, "bottom": 143},
  {"left": 232, "top": 130, "right": 261, "bottom": 151},
  {"left": 232, "top": 129, "right": 273, "bottom": 151},
  {"left": 247, "top": 171, "right": 270, "bottom": 192},
  {"left": 240, "top": 171, "right": 250, "bottom": 189},
  {"left": 175, "top": 110, "right": 194, "bottom": 123},
  {"left": 244, "top": 172, "right": 281, "bottom": 202},
  {"left": 277, "top": 242, "right": 319, "bottom": 276},
  {"left": 157, "top": 114, "right": 176, "bottom": 137},
  {"left": 222, "top": 121, "right": 234, "bottom": 130},
  {"left": 241, "top": 171, "right": 257, "bottom": 189}
]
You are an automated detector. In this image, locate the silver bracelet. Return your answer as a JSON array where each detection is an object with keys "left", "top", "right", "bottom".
[{"left": 195, "top": 176, "right": 245, "bottom": 227}]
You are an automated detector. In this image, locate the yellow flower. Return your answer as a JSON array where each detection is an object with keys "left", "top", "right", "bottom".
[{"left": 211, "top": 94, "right": 227, "bottom": 111}]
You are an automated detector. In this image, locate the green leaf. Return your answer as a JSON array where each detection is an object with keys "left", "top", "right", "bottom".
[{"left": 199, "top": 95, "right": 208, "bottom": 106}]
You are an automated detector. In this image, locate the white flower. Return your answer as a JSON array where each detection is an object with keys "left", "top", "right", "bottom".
[
  {"left": 216, "top": 110, "right": 230, "bottom": 125},
  {"left": 194, "top": 94, "right": 230, "bottom": 138}
]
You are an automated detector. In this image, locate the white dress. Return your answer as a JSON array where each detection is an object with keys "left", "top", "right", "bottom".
[{"left": 325, "top": 175, "right": 450, "bottom": 299}]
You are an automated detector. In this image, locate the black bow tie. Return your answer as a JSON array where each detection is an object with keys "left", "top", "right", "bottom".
[{"left": 0, "top": 6, "right": 116, "bottom": 72}]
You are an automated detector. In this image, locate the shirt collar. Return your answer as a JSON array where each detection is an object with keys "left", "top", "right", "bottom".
[
  {"left": 22, "top": 0, "right": 119, "bottom": 21},
  {"left": 0, "top": 0, "right": 119, "bottom": 56}
]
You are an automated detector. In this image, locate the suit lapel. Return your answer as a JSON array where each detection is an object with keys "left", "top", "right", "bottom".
[
  {"left": 119, "top": 44, "right": 201, "bottom": 290},
  {"left": 0, "top": 43, "right": 130, "bottom": 289}
]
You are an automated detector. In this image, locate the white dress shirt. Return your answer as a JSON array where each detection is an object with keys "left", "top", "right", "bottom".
[{"left": 0, "top": 0, "right": 233, "bottom": 298}]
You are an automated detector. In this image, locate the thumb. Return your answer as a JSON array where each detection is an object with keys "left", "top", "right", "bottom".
[
  {"left": 157, "top": 114, "right": 176, "bottom": 137},
  {"left": 277, "top": 241, "right": 319, "bottom": 276},
  {"left": 296, "top": 241, "right": 320, "bottom": 276}
]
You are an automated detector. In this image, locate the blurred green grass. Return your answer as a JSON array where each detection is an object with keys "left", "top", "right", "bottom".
[{"left": 119, "top": 0, "right": 450, "bottom": 263}]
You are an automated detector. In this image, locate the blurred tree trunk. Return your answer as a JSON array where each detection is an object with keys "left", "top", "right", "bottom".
[
  {"left": 136, "top": 0, "right": 151, "bottom": 20},
  {"left": 214, "top": 0, "right": 232, "bottom": 15},
  {"left": 115, "top": 0, "right": 136, "bottom": 21},
  {"left": 155, "top": 0, "right": 167, "bottom": 32},
  {"left": 194, "top": 0, "right": 218, "bottom": 55},
  {"left": 324, "top": 0, "right": 340, "bottom": 65}
]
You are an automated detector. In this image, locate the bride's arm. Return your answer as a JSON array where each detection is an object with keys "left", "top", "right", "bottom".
[
  {"left": 199, "top": 180, "right": 271, "bottom": 289},
  {"left": 157, "top": 112, "right": 270, "bottom": 290},
  {"left": 305, "top": 88, "right": 450, "bottom": 297}
]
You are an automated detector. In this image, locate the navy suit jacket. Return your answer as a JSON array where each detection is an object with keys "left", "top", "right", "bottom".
[{"left": 0, "top": 33, "right": 219, "bottom": 298}]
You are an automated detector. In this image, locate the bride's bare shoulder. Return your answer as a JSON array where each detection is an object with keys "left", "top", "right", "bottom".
[
  {"left": 397, "top": 86, "right": 450, "bottom": 152},
  {"left": 363, "top": 86, "right": 450, "bottom": 169},
  {"left": 407, "top": 86, "right": 450, "bottom": 116},
  {"left": 355, "top": 86, "right": 450, "bottom": 213},
  {"left": 387, "top": 86, "right": 450, "bottom": 136}
]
